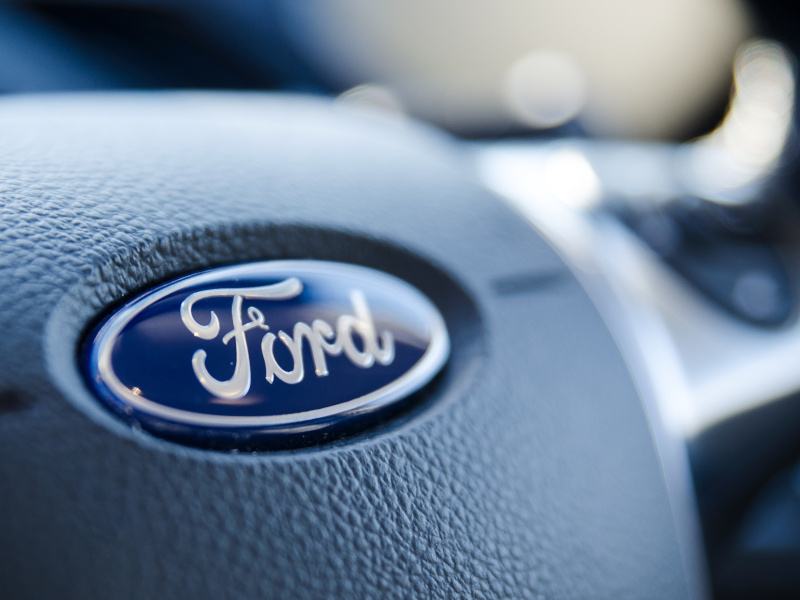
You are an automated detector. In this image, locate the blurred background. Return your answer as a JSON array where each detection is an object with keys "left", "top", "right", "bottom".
[
  {"left": 0, "top": 0, "right": 763, "bottom": 138},
  {"left": 3, "top": 1, "right": 800, "bottom": 598}
]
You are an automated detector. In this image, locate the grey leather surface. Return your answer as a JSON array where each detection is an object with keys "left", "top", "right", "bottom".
[{"left": 0, "top": 93, "right": 691, "bottom": 599}]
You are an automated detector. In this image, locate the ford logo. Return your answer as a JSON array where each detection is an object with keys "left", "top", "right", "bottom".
[{"left": 84, "top": 260, "right": 449, "bottom": 447}]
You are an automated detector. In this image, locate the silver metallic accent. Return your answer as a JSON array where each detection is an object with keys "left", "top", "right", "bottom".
[
  {"left": 180, "top": 278, "right": 303, "bottom": 399},
  {"left": 93, "top": 260, "right": 449, "bottom": 428}
]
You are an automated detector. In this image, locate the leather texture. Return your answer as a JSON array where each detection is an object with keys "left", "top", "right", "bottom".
[{"left": 0, "top": 93, "right": 692, "bottom": 599}]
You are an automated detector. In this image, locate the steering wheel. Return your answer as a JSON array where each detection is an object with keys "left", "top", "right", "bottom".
[{"left": 0, "top": 93, "right": 699, "bottom": 599}]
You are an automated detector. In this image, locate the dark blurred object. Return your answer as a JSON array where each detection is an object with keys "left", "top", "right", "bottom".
[
  {"left": 752, "top": 2, "right": 800, "bottom": 57},
  {"left": 620, "top": 201, "right": 794, "bottom": 327},
  {"left": 690, "top": 390, "right": 800, "bottom": 554},
  {"left": 0, "top": 2, "right": 315, "bottom": 92},
  {"left": 711, "top": 459, "right": 800, "bottom": 599}
]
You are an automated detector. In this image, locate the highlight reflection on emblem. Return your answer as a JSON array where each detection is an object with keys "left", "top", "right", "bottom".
[{"left": 84, "top": 260, "right": 449, "bottom": 446}]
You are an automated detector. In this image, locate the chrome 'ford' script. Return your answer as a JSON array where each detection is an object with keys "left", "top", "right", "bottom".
[
  {"left": 180, "top": 281, "right": 396, "bottom": 398},
  {"left": 84, "top": 261, "right": 449, "bottom": 446}
]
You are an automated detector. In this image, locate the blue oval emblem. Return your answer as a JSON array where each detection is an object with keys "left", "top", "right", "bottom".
[{"left": 84, "top": 260, "right": 449, "bottom": 447}]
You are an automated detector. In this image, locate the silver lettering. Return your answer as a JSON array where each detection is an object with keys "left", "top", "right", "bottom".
[{"left": 179, "top": 279, "right": 395, "bottom": 399}]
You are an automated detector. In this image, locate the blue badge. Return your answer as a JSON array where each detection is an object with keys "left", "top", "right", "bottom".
[{"left": 83, "top": 260, "right": 449, "bottom": 448}]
